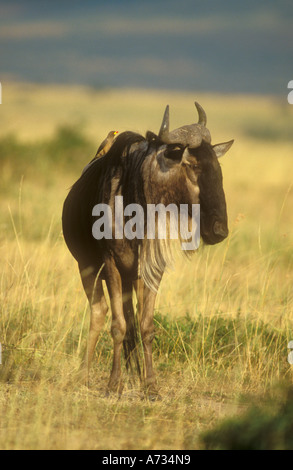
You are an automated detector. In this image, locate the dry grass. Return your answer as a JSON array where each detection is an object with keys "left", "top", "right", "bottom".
[{"left": 0, "top": 83, "right": 293, "bottom": 449}]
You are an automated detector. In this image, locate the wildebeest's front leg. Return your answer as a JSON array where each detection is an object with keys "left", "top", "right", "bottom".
[
  {"left": 78, "top": 264, "right": 108, "bottom": 385},
  {"left": 104, "top": 257, "right": 126, "bottom": 395},
  {"left": 140, "top": 283, "right": 160, "bottom": 399}
]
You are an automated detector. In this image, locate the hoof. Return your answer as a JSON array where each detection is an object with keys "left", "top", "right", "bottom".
[
  {"left": 143, "top": 380, "right": 161, "bottom": 401},
  {"left": 106, "top": 378, "right": 124, "bottom": 398},
  {"left": 146, "top": 388, "right": 161, "bottom": 401}
]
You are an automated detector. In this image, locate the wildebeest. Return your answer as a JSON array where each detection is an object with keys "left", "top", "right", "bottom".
[{"left": 62, "top": 102, "right": 233, "bottom": 398}]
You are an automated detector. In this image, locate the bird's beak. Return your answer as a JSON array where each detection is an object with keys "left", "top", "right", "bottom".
[{"left": 114, "top": 131, "right": 119, "bottom": 135}]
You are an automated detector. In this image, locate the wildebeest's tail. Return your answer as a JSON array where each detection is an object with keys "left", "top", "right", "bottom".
[{"left": 122, "top": 284, "right": 141, "bottom": 379}]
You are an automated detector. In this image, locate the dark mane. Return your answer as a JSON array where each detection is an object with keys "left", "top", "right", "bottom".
[
  {"left": 71, "top": 130, "right": 163, "bottom": 214},
  {"left": 73, "top": 132, "right": 153, "bottom": 204},
  {"left": 63, "top": 131, "right": 159, "bottom": 264}
]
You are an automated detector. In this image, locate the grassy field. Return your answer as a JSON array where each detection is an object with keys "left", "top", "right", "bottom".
[{"left": 0, "top": 83, "right": 293, "bottom": 449}]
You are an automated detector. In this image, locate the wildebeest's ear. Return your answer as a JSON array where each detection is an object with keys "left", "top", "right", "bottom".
[
  {"left": 213, "top": 140, "right": 234, "bottom": 158},
  {"left": 146, "top": 131, "right": 158, "bottom": 141}
]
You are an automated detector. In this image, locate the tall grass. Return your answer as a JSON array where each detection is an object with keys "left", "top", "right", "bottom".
[{"left": 0, "top": 85, "right": 292, "bottom": 449}]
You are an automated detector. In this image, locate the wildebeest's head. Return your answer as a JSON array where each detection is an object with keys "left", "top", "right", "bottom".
[{"left": 157, "top": 102, "right": 233, "bottom": 245}]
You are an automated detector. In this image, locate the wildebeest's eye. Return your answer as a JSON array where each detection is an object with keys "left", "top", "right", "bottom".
[
  {"left": 165, "top": 144, "right": 184, "bottom": 161},
  {"left": 191, "top": 163, "right": 200, "bottom": 171}
]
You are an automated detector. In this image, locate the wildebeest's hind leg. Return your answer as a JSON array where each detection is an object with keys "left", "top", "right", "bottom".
[
  {"left": 78, "top": 264, "right": 108, "bottom": 386},
  {"left": 122, "top": 279, "right": 141, "bottom": 380},
  {"left": 139, "top": 283, "right": 160, "bottom": 400},
  {"left": 104, "top": 258, "right": 126, "bottom": 396}
]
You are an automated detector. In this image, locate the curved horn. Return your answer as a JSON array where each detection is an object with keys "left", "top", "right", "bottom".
[
  {"left": 159, "top": 104, "right": 170, "bottom": 140},
  {"left": 194, "top": 101, "right": 207, "bottom": 127}
]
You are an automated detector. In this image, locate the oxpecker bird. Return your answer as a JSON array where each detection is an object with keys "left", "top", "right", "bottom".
[
  {"left": 95, "top": 130, "right": 118, "bottom": 158},
  {"left": 82, "top": 130, "right": 119, "bottom": 174}
]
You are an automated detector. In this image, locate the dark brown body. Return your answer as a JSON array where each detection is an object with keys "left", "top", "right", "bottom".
[{"left": 62, "top": 104, "right": 233, "bottom": 397}]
